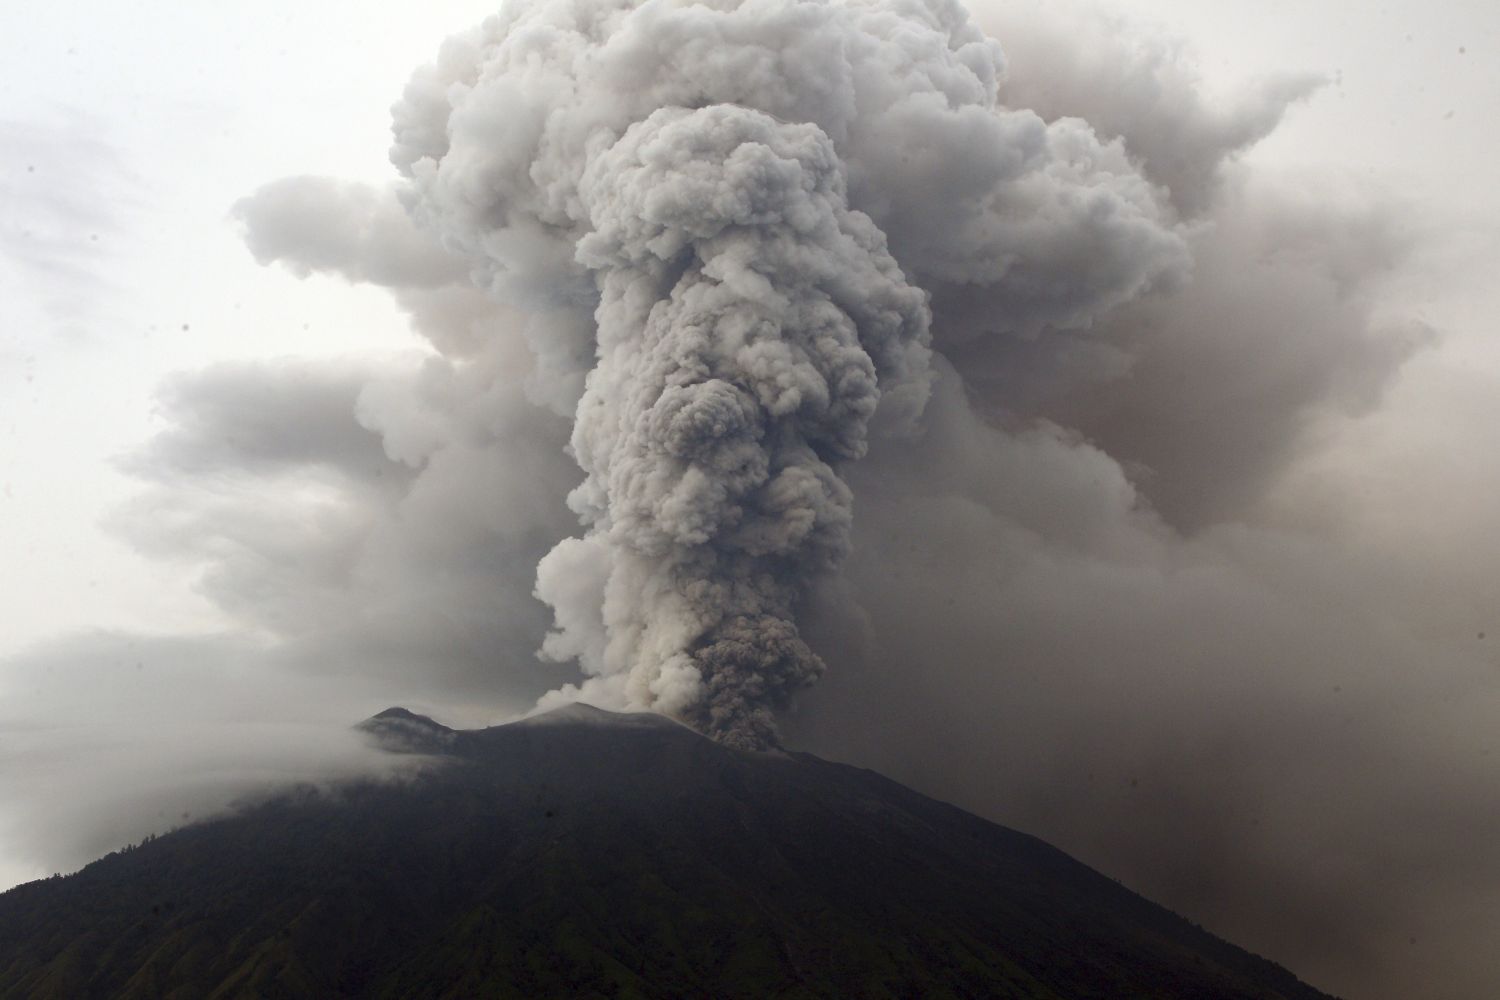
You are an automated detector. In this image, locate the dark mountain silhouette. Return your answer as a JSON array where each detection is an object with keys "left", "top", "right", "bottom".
[{"left": 0, "top": 705, "right": 1337, "bottom": 999}]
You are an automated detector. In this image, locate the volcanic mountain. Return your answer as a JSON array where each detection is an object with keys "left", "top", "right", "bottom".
[{"left": 0, "top": 705, "right": 1336, "bottom": 999}]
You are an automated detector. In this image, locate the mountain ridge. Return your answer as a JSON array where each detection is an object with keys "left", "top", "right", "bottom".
[{"left": 0, "top": 705, "right": 1339, "bottom": 999}]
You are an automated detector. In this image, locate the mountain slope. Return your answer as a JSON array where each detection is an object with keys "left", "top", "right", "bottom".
[{"left": 0, "top": 706, "right": 1337, "bottom": 999}]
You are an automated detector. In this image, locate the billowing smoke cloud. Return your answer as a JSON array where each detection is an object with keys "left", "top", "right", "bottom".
[
  {"left": 383, "top": 0, "right": 1185, "bottom": 744},
  {"left": 6, "top": 2, "right": 1500, "bottom": 998},
  {"left": 533, "top": 105, "right": 931, "bottom": 747}
]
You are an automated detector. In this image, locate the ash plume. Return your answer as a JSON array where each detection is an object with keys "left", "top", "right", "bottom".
[
  {"left": 542, "top": 105, "right": 931, "bottom": 747},
  {"left": 387, "top": 0, "right": 1183, "bottom": 745}
]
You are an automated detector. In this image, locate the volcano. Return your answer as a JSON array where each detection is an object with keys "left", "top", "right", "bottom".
[{"left": 0, "top": 705, "right": 1336, "bottom": 999}]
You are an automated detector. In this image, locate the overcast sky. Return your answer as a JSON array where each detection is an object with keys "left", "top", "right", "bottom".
[{"left": 2, "top": 2, "right": 1499, "bottom": 999}]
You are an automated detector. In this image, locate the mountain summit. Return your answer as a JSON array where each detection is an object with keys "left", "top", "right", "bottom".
[{"left": 0, "top": 705, "right": 1336, "bottom": 999}]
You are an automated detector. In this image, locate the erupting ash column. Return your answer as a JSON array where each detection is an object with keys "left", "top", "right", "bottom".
[
  {"left": 391, "top": 0, "right": 1183, "bottom": 746},
  {"left": 550, "top": 106, "right": 930, "bottom": 748}
]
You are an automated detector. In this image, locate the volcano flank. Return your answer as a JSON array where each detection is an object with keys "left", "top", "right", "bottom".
[{"left": 0, "top": 706, "right": 1337, "bottom": 999}]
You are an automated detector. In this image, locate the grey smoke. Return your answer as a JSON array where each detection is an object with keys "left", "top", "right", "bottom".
[
  {"left": 531, "top": 104, "right": 931, "bottom": 747},
  {"left": 385, "top": 0, "right": 1185, "bottom": 745},
  {"left": 114, "top": 353, "right": 578, "bottom": 702},
  {"left": 982, "top": 0, "right": 1324, "bottom": 217},
  {"left": 3, "top": 3, "right": 1498, "bottom": 999}
]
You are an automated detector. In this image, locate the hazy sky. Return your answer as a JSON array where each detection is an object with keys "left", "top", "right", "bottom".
[{"left": 2, "top": 2, "right": 1499, "bottom": 999}]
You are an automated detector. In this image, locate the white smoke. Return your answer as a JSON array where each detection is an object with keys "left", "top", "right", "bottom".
[{"left": 386, "top": 0, "right": 1185, "bottom": 745}]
